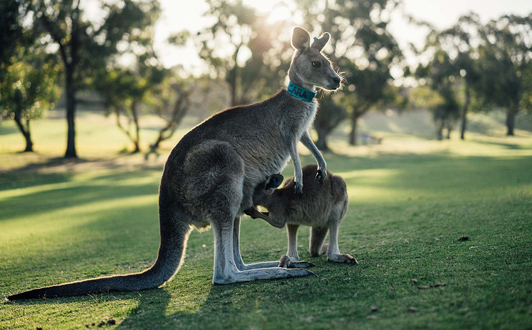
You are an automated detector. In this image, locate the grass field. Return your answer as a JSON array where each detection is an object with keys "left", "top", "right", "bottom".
[{"left": 1, "top": 111, "right": 532, "bottom": 330}]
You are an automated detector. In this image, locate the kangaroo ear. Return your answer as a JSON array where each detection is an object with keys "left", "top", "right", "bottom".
[
  {"left": 291, "top": 27, "right": 310, "bottom": 51},
  {"left": 311, "top": 32, "right": 330, "bottom": 51},
  {"left": 265, "top": 174, "right": 284, "bottom": 190}
]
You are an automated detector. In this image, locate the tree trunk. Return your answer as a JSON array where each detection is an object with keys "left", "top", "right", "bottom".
[
  {"left": 131, "top": 101, "right": 141, "bottom": 153},
  {"left": 146, "top": 88, "right": 191, "bottom": 159},
  {"left": 227, "top": 46, "right": 241, "bottom": 107},
  {"left": 460, "top": 86, "right": 470, "bottom": 140},
  {"left": 436, "top": 119, "right": 443, "bottom": 140},
  {"left": 506, "top": 103, "right": 517, "bottom": 136},
  {"left": 349, "top": 113, "right": 359, "bottom": 146},
  {"left": 23, "top": 118, "right": 33, "bottom": 152},
  {"left": 315, "top": 127, "right": 330, "bottom": 151},
  {"left": 64, "top": 64, "right": 77, "bottom": 158},
  {"left": 13, "top": 110, "right": 34, "bottom": 152}
]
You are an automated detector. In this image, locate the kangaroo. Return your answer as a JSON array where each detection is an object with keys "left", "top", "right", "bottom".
[
  {"left": 246, "top": 165, "right": 357, "bottom": 267},
  {"left": 7, "top": 27, "right": 342, "bottom": 300}
]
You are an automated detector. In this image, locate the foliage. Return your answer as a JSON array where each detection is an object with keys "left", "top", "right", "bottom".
[
  {"left": 473, "top": 14, "right": 532, "bottom": 135},
  {"left": 0, "top": 39, "right": 59, "bottom": 152},
  {"left": 415, "top": 49, "right": 461, "bottom": 140},
  {"left": 0, "top": 0, "right": 30, "bottom": 78},
  {"left": 173, "top": 0, "right": 292, "bottom": 107},
  {"left": 296, "top": 0, "right": 405, "bottom": 145},
  {"left": 92, "top": 0, "right": 162, "bottom": 154},
  {"left": 26, "top": 0, "right": 162, "bottom": 158},
  {"left": 145, "top": 71, "right": 194, "bottom": 158},
  {"left": 94, "top": 62, "right": 165, "bottom": 153},
  {"left": 314, "top": 93, "right": 346, "bottom": 151},
  {"left": 436, "top": 14, "right": 483, "bottom": 140}
]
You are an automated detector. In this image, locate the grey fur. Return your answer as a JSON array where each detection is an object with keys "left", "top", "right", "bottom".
[
  {"left": 248, "top": 165, "right": 357, "bottom": 266},
  {"left": 7, "top": 27, "right": 341, "bottom": 300}
]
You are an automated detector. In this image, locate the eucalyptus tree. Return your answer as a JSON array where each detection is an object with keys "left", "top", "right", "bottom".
[
  {"left": 0, "top": 0, "right": 28, "bottom": 74},
  {"left": 437, "top": 14, "right": 482, "bottom": 140},
  {"left": 27, "top": 0, "right": 161, "bottom": 158},
  {"left": 173, "top": 0, "right": 293, "bottom": 107},
  {"left": 295, "top": 0, "right": 405, "bottom": 145},
  {"left": 145, "top": 73, "right": 194, "bottom": 159},
  {"left": 475, "top": 14, "right": 532, "bottom": 136},
  {"left": 0, "top": 48, "right": 60, "bottom": 152},
  {"left": 0, "top": 0, "right": 60, "bottom": 152},
  {"left": 96, "top": 65, "right": 165, "bottom": 153},
  {"left": 415, "top": 50, "right": 460, "bottom": 140},
  {"left": 92, "top": 1, "right": 163, "bottom": 154}
]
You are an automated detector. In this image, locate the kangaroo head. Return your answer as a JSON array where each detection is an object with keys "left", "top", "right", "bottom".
[{"left": 289, "top": 27, "right": 341, "bottom": 91}]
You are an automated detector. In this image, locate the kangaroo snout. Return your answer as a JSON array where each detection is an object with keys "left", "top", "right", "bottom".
[
  {"left": 323, "top": 74, "right": 341, "bottom": 91},
  {"left": 329, "top": 75, "right": 342, "bottom": 90}
]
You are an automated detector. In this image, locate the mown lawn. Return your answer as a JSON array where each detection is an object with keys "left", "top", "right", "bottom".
[{"left": 1, "top": 114, "right": 531, "bottom": 330}]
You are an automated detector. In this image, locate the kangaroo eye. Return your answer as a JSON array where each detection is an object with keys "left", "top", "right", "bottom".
[{"left": 312, "top": 61, "right": 322, "bottom": 68}]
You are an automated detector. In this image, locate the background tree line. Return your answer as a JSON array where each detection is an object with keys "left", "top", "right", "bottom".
[{"left": 1, "top": 0, "right": 531, "bottom": 157}]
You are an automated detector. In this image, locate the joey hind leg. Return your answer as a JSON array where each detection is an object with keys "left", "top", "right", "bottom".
[
  {"left": 310, "top": 226, "right": 329, "bottom": 257},
  {"left": 279, "top": 224, "right": 314, "bottom": 269},
  {"left": 326, "top": 221, "right": 357, "bottom": 265}
]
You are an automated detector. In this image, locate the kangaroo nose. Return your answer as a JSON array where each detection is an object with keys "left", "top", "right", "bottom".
[{"left": 333, "top": 76, "right": 341, "bottom": 85}]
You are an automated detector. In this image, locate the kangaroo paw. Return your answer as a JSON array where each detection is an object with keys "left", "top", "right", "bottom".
[
  {"left": 319, "top": 243, "right": 329, "bottom": 256},
  {"left": 328, "top": 253, "right": 358, "bottom": 265},
  {"left": 278, "top": 255, "right": 314, "bottom": 268}
]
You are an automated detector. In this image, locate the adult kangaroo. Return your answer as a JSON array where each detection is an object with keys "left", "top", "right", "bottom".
[{"left": 8, "top": 27, "right": 342, "bottom": 300}]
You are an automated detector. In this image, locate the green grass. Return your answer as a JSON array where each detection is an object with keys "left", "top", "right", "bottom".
[{"left": 1, "top": 112, "right": 532, "bottom": 330}]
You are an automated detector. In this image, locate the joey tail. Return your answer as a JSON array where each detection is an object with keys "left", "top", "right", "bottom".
[{"left": 8, "top": 203, "right": 191, "bottom": 300}]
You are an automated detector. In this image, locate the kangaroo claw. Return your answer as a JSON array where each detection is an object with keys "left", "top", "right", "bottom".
[
  {"left": 316, "top": 168, "right": 327, "bottom": 184},
  {"left": 294, "top": 182, "right": 303, "bottom": 195}
]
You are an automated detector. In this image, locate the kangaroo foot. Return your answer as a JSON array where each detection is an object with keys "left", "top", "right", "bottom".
[
  {"left": 318, "top": 243, "right": 329, "bottom": 256},
  {"left": 278, "top": 255, "right": 315, "bottom": 268},
  {"left": 328, "top": 253, "right": 358, "bottom": 265}
]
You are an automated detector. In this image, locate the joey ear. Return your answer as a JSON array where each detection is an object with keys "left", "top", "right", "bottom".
[
  {"left": 291, "top": 27, "right": 310, "bottom": 51},
  {"left": 265, "top": 174, "right": 284, "bottom": 190},
  {"left": 311, "top": 32, "right": 330, "bottom": 51}
]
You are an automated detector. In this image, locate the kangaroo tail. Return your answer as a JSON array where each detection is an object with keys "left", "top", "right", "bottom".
[{"left": 8, "top": 206, "right": 192, "bottom": 300}]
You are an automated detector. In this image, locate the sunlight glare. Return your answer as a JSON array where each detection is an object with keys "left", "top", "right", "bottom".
[{"left": 243, "top": 0, "right": 299, "bottom": 24}]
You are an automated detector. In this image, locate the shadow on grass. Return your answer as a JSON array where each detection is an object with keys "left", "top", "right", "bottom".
[
  {"left": 0, "top": 177, "right": 160, "bottom": 222},
  {"left": 472, "top": 140, "right": 528, "bottom": 150}
]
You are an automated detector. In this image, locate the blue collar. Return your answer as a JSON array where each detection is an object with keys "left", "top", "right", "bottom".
[{"left": 286, "top": 81, "right": 317, "bottom": 102}]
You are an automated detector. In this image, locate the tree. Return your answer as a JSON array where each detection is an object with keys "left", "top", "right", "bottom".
[
  {"left": 0, "top": 0, "right": 60, "bottom": 152},
  {"left": 93, "top": 2, "right": 163, "bottom": 154},
  {"left": 475, "top": 14, "right": 532, "bottom": 136},
  {"left": 415, "top": 49, "right": 461, "bottom": 140},
  {"left": 173, "top": 0, "right": 293, "bottom": 107},
  {"left": 0, "top": 0, "right": 27, "bottom": 73},
  {"left": 28, "top": 0, "right": 161, "bottom": 158},
  {"left": 295, "top": 0, "right": 404, "bottom": 146},
  {"left": 438, "top": 14, "right": 482, "bottom": 140},
  {"left": 0, "top": 48, "right": 60, "bottom": 152},
  {"left": 313, "top": 94, "right": 346, "bottom": 151},
  {"left": 145, "top": 73, "right": 193, "bottom": 159}
]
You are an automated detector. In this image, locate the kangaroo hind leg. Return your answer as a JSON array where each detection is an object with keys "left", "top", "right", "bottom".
[{"left": 326, "top": 216, "right": 357, "bottom": 265}]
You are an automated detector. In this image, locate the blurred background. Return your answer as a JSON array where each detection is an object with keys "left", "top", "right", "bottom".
[{"left": 0, "top": 0, "right": 531, "bottom": 160}]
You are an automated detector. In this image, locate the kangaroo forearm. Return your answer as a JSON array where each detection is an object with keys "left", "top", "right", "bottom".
[
  {"left": 286, "top": 142, "right": 303, "bottom": 185},
  {"left": 301, "top": 131, "right": 326, "bottom": 169}
]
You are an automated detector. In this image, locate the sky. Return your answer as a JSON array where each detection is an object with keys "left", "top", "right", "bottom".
[{"left": 154, "top": 0, "right": 532, "bottom": 70}]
